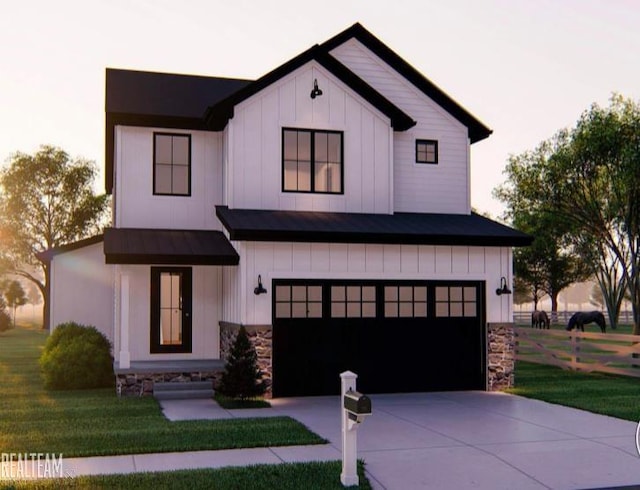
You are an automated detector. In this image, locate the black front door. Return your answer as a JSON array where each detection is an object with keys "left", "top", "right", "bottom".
[{"left": 150, "top": 267, "right": 192, "bottom": 354}]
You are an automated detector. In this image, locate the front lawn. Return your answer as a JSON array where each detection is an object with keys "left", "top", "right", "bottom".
[
  {"left": 0, "top": 326, "right": 325, "bottom": 457},
  {"left": 1, "top": 461, "right": 371, "bottom": 490},
  {"left": 508, "top": 360, "right": 640, "bottom": 422}
]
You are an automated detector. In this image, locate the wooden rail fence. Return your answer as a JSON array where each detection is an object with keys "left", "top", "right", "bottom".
[{"left": 514, "top": 327, "right": 640, "bottom": 378}]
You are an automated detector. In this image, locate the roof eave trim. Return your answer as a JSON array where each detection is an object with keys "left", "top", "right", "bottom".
[
  {"left": 205, "top": 48, "right": 415, "bottom": 133},
  {"left": 223, "top": 228, "right": 532, "bottom": 247},
  {"left": 37, "top": 235, "right": 105, "bottom": 262},
  {"left": 321, "top": 23, "right": 492, "bottom": 143},
  {"left": 104, "top": 253, "right": 239, "bottom": 266}
]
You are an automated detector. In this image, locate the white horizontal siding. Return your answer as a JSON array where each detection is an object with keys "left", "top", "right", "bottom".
[
  {"left": 115, "top": 127, "right": 223, "bottom": 230},
  {"left": 228, "top": 61, "right": 393, "bottom": 214},
  {"left": 232, "top": 241, "right": 512, "bottom": 326},
  {"left": 50, "top": 243, "right": 114, "bottom": 343},
  {"left": 331, "top": 39, "right": 471, "bottom": 214}
]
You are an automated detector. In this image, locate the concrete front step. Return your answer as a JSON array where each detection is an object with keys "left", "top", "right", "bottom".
[
  {"left": 154, "top": 389, "right": 214, "bottom": 400},
  {"left": 153, "top": 380, "right": 214, "bottom": 400},
  {"left": 154, "top": 381, "right": 213, "bottom": 392}
]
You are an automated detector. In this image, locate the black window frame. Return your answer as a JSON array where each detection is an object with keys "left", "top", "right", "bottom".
[
  {"left": 150, "top": 266, "right": 192, "bottom": 354},
  {"left": 282, "top": 128, "right": 344, "bottom": 194},
  {"left": 153, "top": 132, "right": 192, "bottom": 196},
  {"left": 415, "top": 139, "right": 438, "bottom": 164},
  {"left": 272, "top": 279, "right": 483, "bottom": 321}
]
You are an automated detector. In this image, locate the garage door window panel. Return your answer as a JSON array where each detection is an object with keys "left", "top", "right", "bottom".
[
  {"left": 331, "top": 285, "right": 376, "bottom": 318},
  {"left": 435, "top": 286, "right": 477, "bottom": 318},
  {"left": 275, "top": 284, "right": 322, "bottom": 319},
  {"left": 384, "top": 285, "right": 427, "bottom": 318}
]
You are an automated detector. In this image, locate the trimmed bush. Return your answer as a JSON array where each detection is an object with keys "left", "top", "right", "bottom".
[{"left": 39, "top": 322, "right": 114, "bottom": 390}]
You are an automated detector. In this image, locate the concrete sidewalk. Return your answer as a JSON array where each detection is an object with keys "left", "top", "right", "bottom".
[{"left": 2, "top": 392, "right": 640, "bottom": 489}]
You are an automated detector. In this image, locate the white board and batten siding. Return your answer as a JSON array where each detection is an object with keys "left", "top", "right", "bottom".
[
  {"left": 227, "top": 60, "right": 393, "bottom": 215},
  {"left": 225, "top": 241, "right": 513, "bottom": 326},
  {"left": 49, "top": 242, "right": 115, "bottom": 343},
  {"left": 114, "top": 126, "right": 223, "bottom": 230},
  {"left": 331, "top": 39, "right": 471, "bottom": 215},
  {"left": 113, "top": 265, "right": 223, "bottom": 362}
]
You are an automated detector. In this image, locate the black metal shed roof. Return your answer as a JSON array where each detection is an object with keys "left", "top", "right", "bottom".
[
  {"left": 216, "top": 206, "right": 532, "bottom": 247},
  {"left": 103, "top": 228, "right": 239, "bottom": 265}
]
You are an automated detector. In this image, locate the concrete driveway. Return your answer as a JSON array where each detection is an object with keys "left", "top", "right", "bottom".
[
  {"left": 260, "top": 392, "right": 640, "bottom": 489},
  {"left": 162, "top": 391, "right": 640, "bottom": 489}
]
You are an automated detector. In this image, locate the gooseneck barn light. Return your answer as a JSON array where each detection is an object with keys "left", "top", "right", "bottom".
[
  {"left": 495, "top": 276, "right": 512, "bottom": 296},
  {"left": 310, "top": 78, "right": 323, "bottom": 99},
  {"left": 254, "top": 275, "right": 267, "bottom": 295}
]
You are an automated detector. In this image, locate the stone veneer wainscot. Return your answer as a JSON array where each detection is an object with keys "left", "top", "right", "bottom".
[{"left": 486, "top": 322, "right": 515, "bottom": 391}]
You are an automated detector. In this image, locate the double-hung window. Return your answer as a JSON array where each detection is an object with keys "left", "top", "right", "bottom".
[
  {"left": 282, "top": 128, "right": 343, "bottom": 194},
  {"left": 153, "top": 133, "right": 191, "bottom": 195}
]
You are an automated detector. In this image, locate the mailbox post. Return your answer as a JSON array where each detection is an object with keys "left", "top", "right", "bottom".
[{"left": 340, "top": 371, "right": 371, "bottom": 487}]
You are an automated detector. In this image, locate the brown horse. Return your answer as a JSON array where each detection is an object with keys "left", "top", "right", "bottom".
[{"left": 531, "top": 310, "right": 550, "bottom": 329}]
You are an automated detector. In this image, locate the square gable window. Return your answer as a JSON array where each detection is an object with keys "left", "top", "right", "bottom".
[
  {"left": 282, "top": 128, "right": 343, "bottom": 194},
  {"left": 153, "top": 133, "right": 191, "bottom": 196},
  {"left": 416, "top": 139, "right": 438, "bottom": 164}
]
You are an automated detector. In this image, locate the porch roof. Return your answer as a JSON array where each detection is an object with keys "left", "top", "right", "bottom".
[
  {"left": 216, "top": 206, "right": 532, "bottom": 247},
  {"left": 103, "top": 228, "right": 239, "bottom": 265}
]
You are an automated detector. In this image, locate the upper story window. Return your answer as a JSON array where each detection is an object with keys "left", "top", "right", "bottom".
[
  {"left": 282, "top": 128, "right": 343, "bottom": 194},
  {"left": 153, "top": 133, "right": 191, "bottom": 196},
  {"left": 416, "top": 139, "right": 438, "bottom": 164}
]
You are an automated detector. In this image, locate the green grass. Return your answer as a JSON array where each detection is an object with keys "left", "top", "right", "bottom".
[
  {"left": 0, "top": 326, "right": 325, "bottom": 457},
  {"left": 214, "top": 392, "right": 271, "bottom": 409},
  {"left": 0, "top": 461, "right": 371, "bottom": 489},
  {"left": 508, "top": 360, "right": 640, "bottom": 421}
]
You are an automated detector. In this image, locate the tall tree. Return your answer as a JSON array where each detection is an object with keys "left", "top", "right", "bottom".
[
  {"left": 498, "top": 95, "right": 640, "bottom": 333},
  {"left": 0, "top": 145, "right": 109, "bottom": 329},
  {"left": 546, "top": 95, "right": 640, "bottom": 333},
  {"left": 495, "top": 136, "right": 590, "bottom": 319},
  {"left": 4, "top": 280, "right": 27, "bottom": 328}
]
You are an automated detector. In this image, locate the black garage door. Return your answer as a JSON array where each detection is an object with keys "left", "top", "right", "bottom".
[{"left": 272, "top": 280, "right": 486, "bottom": 397}]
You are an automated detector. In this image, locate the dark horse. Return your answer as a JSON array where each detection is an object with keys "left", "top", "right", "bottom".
[
  {"left": 566, "top": 311, "right": 607, "bottom": 333},
  {"left": 531, "top": 310, "right": 550, "bottom": 329}
]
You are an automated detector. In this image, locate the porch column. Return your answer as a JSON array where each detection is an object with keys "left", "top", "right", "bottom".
[{"left": 119, "top": 273, "right": 131, "bottom": 368}]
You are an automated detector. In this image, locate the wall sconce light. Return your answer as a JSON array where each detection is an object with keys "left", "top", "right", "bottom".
[
  {"left": 254, "top": 274, "right": 267, "bottom": 295},
  {"left": 496, "top": 276, "right": 512, "bottom": 296},
  {"left": 310, "top": 78, "right": 323, "bottom": 99}
]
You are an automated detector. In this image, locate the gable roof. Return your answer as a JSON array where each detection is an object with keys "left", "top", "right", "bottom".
[
  {"left": 105, "top": 69, "right": 251, "bottom": 193},
  {"left": 104, "top": 23, "right": 491, "bottom": 193},
  {"left": 321, "top": 23, "right": 492, "bottom": 144},
  {"left": 216, "top": 206, "right": 532, "bottom": 247},
  {"left": 204, "top": 46, "right": 416, "bottom": 132}
]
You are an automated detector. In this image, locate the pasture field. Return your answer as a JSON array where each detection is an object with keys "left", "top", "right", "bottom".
[{"left": 509, "top": 360, "right": 640, "bottom": 422}]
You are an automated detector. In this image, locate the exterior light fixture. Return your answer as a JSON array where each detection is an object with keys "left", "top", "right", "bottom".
[
  {"left": 310, "top": 78, "right": 323, "bottom": 99},
  {"left": 495, "top": 276, "right": 512, "bottom": 296},
  {"left": 254, "top": 274, "right": 267, "bottom": 295}
]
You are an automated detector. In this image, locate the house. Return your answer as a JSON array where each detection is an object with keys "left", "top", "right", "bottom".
[{"left": 42, "top": 23, "right": 531, "bottom": 398}]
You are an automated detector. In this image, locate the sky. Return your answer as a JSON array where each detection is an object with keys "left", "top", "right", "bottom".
[{"left": 1, "top": 0, "right": 639, "bottom": 218}]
